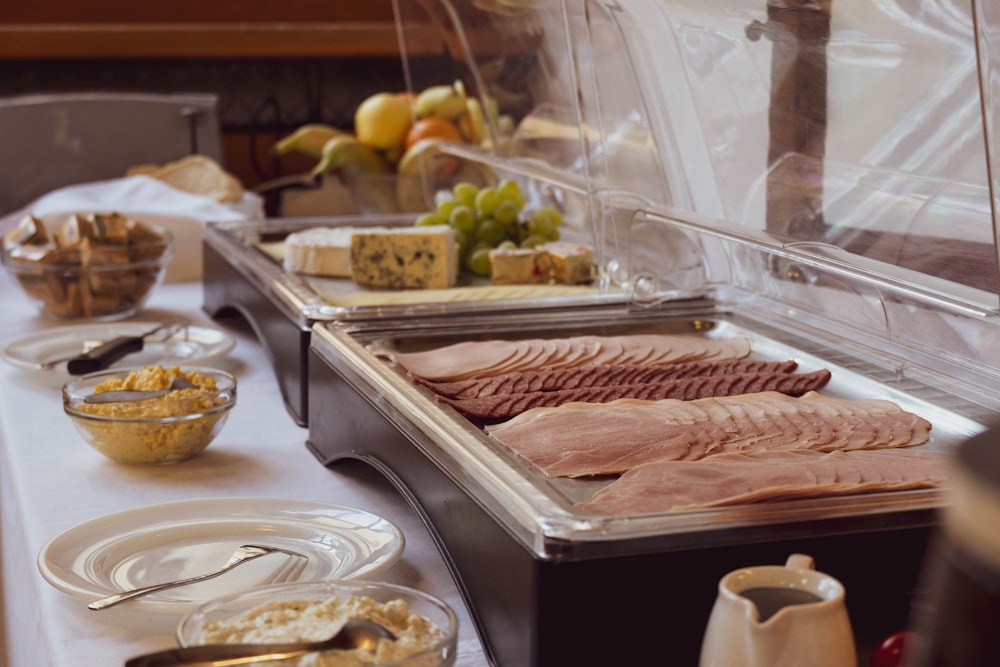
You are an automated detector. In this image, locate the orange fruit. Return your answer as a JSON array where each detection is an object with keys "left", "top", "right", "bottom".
[{"left": 405, "top": 117, "right": 463, "bottom": 150}]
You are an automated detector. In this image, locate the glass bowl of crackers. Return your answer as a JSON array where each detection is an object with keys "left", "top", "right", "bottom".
[{"left": 1, "top": 212, "right": 172, "bottom": 320}]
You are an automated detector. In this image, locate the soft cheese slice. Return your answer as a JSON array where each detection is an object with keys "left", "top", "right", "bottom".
[
  {"left": 489, "top": 247, "right": 553, "bottom": 285},
  {"left": 540, "top": 242, "right": 594, "bottom": 284},
  {"left": 351, "top": 225, "right": 459, "bottom": 289},
  {"left": 284, "top": 226, "right": 390, "bottom": 277}
]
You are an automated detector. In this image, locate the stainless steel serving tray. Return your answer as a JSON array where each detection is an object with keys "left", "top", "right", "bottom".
[
  {"left": 202, "top": 214, "right": 633, "bottom": 425},
  {"left": 310, "top": 303, "right": 994, "bottom": 559},
  {"left": 205, "top": 216, "right": 631, "bottom": 328}
]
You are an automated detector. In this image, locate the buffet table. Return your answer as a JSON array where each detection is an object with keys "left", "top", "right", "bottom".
[{"left": 0, "top": 270, "right": 490, "bottom": 667}]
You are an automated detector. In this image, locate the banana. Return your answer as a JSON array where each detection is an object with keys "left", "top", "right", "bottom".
[
  {"left": 458, "top": 97, "right": 488, "bottom": 145},
  {"left": 274, "top": 123, "right": 346, "bottom": 158},
  {"left": 414, "top": 84, "right": 467, "bottom": 121},
  {"left": 311, "top": 135, "right": 392, "bottom": 178}
]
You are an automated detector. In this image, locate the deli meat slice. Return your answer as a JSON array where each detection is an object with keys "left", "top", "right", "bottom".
[
  {"left": 422, "top": 359, "right": 800, "bottom": 399},
  {"left": 485, "top": 391, "right": 932, "bottom": 478},
  {"left": 438, "top": 369, "right": 832, "bottom": 419},
  {"left": 369, "top": 333, "right": 751, "bottom": 382},
  {"left": 576, "top": 449, "right": 949, "bottom": 514}
]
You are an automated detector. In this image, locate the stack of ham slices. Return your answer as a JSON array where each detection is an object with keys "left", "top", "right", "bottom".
[{"left": 371, "top": 332, "right": 946, "bottom": 514}]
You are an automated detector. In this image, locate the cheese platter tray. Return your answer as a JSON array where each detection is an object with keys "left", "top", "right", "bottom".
[{"left": 203, "top": 190, "right": 634, "bottom": 425}]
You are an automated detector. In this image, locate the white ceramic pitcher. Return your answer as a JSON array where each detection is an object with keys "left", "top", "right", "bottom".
[{"left": 699, "top": 554, "right": 858, "bottom": 667}]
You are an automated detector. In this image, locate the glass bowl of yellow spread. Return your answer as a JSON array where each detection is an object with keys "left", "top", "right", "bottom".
[
  {"left": 177, "top": 580, "right": 458, "bottom": 667},
  {"left": 62, "top": 364, "right": 236, "bottom": 464}
]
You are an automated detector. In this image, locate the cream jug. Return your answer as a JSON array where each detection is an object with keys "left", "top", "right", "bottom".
[{"left": 699, "top": 554, "right": 857, "bottom": 667}]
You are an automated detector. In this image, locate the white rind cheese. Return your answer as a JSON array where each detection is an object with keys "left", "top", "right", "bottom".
[
  {"left": 350, "top": 225, "right": 458, "bottom": 289},
  {"left": 283, "top": 226, "right": 390, "bottom": 277}
]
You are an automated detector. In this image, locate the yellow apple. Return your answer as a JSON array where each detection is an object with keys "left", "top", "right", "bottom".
[{"left": 354, "top": 92, "right": 413, "bottom": 152}]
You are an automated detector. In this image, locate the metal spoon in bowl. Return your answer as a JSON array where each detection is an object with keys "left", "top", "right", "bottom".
[
  {"left": 83, "top": 376, "right": 197, "bottom": 404},
  {"left": 123, "top": 619, "right": 397, "bottom": 666}
]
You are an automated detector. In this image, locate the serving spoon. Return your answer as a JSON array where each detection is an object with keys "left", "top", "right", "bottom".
[
  {"left": 124, "top": 619, "right": 396, "bottom": 666},
  {"left": 83, "top": 376, "right": 197, "bottom": 404}
]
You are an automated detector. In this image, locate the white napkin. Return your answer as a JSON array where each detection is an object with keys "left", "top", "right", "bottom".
[{"left": 0, "top": 175, "right": 265, "bottom": 282}]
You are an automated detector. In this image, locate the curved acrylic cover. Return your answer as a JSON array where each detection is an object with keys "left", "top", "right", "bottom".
[
  {"left": 393, "top": 0, "right": 998, "bottom": 306},
  {"left": 390, "top": 0, "right": 1000, "bottom": 388}
]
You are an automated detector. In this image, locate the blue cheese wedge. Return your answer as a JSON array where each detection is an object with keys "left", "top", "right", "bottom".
[{"left": 351, "top": 225, "right": 459, "bottom": 289}]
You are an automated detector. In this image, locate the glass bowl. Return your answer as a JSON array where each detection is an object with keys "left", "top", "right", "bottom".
[
  {"left": 1, "top": 218, "right": 172, "bottom": 320},
  {"left": 177, "top": 579, "right": 458, "bottom": 666},
  {"left": 62, "top": 365, "right": 236, "bottom": 464}
]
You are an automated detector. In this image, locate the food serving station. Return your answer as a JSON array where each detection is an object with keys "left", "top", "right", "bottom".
[{"left": 202, "top": 0, "right": 1000, "bottom": 664}]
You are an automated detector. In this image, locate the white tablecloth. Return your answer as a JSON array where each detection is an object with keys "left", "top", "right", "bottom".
[{"left": 0, "top": 271, "right": 490, "bottom": 667}]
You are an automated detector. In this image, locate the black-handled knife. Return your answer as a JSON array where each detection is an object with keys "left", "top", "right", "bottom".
[{"left": 66, "top": 323, "right": 170, "bottom": 375}]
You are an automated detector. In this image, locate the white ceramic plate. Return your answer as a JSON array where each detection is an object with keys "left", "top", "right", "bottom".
[
  {"left": 2, "top": 321, "right": 235, "bottom": 373},
  {"left": 37, "top": 497, "right": 405, "bottom": 615}
]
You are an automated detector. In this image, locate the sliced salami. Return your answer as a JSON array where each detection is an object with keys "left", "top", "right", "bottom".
[
  {"left": 439, "top": 369, "right": 832, "bottom": 420},
  {"left": 421, "top": 359, "right": 800, "bottom": 399}
]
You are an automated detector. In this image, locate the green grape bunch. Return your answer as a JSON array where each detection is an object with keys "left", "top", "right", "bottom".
[{"left": 415, "top": 179, "right": 563, "bottom": 276}]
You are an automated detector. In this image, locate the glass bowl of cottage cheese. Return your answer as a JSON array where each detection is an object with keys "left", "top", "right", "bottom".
[{"left": 177, "top": 579, "right": 458, "bottom": 666}]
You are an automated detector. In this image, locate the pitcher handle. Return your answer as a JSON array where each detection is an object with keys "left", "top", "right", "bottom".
[{"left": 786, "top": 553, "right": 815, "bottom": 570}]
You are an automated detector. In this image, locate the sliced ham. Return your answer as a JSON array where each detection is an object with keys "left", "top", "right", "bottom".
[
  {"left": 576, "top": 449, "right": 950, "bottom": 514},
  {"left": 421, "top": 359, "right": 800, "bottom": 400},
  {"left": 369, "top": 333, "right": 752, "bottom": 382},
  {"left": 438, "top": 369, "right": 832, "bottom": 420},
  {"left": 485, "top": 391, "right": 932, "bottom": 478}
]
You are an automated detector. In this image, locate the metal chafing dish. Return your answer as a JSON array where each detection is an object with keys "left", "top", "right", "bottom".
[{"left": 208, "top": 0, "right": 1000, "bottom": 664}]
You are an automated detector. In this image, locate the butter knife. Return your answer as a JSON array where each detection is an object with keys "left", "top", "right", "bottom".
[{"left": 67, "top": 322, "right": 174, "bottom": 375}]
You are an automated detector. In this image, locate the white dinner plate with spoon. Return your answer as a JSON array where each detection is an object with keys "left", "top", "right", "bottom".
[
  {"left": 3, "top": 321, "right": 234, "bottom": 373},
  {"left": 38, "top": 497, "right": 405, "bottom": 616}
]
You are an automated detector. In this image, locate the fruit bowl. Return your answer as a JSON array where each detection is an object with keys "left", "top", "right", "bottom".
[
  {"left": 177, "top": 580, "right": 458, "bottom": 666},
  {"left": 342, "top": 147, "right": 497, "bottom": 216}
]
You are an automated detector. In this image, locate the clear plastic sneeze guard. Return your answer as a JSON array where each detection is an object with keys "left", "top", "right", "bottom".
[{"left": 391, "top": 0, "right": 1000, "bottom": 384}]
